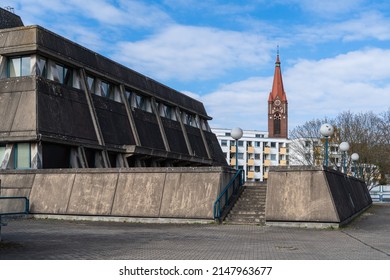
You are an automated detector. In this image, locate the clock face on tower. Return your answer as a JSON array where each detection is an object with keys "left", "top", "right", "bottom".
[{"left": 274, "top": 99, "right": 281, "bottom": 106}]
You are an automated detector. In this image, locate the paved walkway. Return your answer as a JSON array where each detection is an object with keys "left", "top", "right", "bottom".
[{"left": 1, "top": 203, "right": 390, "bottom": 260}]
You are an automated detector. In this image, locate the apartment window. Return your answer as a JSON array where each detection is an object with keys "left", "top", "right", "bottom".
[
  {"left": 8, "top": 56, "right": 31, "bottom": 77},
  {"left": 14, "top": 143, "right": 31, "bottom": 169},
  {"left": 271, "top": 142, "right": 276, "bottom": 148},
  {"left": 238, "top": 141, "right": 244, "bottom": 147},
  {"left": 225, "top": 132, "right": 231, "bottom": 136},
  {"left": 255, "top": 153, "right": 260, "bottom": 160},
  {"left": 255, "top": 141, "right": 261, "bottom": 147},
  {"left": 237, "top": 153, "right": 244, "bottom": 159},
  {"left": 221, "top": 140, "right": 228, "bottom": 146},
  {"left": 255, "top": 166, "right": 260, "bottom": 172},
  {"left": 255, "top": 134, "right": 264, "bottom": 138},
  {"left": 270, "top": 154, "right": 277, "bottom": 161}
]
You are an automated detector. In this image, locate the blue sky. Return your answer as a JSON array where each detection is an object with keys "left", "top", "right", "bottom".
[{"left": 4, "top": 0, "right": 390, "bottom": 132}]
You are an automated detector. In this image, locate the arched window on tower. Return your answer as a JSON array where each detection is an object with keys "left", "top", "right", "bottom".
[{"left": 274, "top": 114, "right": 281, "bottom": 135}]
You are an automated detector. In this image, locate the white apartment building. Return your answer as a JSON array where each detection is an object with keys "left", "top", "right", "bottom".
[{"left": 212, "top": 128, "right": 290, "bottom": 181}]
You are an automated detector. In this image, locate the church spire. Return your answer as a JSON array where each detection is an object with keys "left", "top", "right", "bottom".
[
  {"left": 268, "top": 50, "right": 288, "bottom": 138},
  {"left": 268, "top": 49, "right": 286, "bottom": 102}
]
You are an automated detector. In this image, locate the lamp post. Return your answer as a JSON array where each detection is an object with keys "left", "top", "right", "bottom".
[
  {"left": 320, "top": 123, "right": 334, "bottom": 167},
  {"left": 351, "top": 153, "right": 359, "bottom": 178},
  {"left": 339, "top": 142, "right": 350, "bottom": 174},
  {"left": 231, "top": 127, "right": 243, "bottom": 171}
]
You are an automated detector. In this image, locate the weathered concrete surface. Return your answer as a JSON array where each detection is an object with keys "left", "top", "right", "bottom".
[
  {"left": 29, "top": 173, "right": 75, "bottom": 214},
  {"left": 111, "top": 172, "right": 165, "bottom": 217},
  {"left": 265, "top": 166, "right": 372, "bottom": 226},
  {"left": 0, "top": 167, "right": 235, "bottom": 220},
  {"left": 0, "top": 77, "right": 37, "bottom": 140}
]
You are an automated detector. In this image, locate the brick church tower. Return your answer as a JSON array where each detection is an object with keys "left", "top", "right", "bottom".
[{"left": 268, "top": 52, "right": 288, "bottom": 138}]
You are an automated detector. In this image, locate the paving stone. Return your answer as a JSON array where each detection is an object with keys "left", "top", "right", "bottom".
[{"left": 0, "top": 204, "right": 389, "bottom": 260}]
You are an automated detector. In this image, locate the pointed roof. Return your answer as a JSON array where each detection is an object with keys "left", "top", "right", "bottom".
[{"left": 268, "top": 53, "right": 287, "bottom": 102}]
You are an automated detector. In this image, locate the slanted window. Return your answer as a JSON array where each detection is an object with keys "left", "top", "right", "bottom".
[
  {"left": 55, "top": 63, "right": 72, "bottom": 86},
  {"left": 0, "top": 144, "right": 5, "bottom": 164},
  {"left": 87, "top": 76, "right": 96, "bottom": 94},
  {"left": 125, "top": 90, "right": 132, "bottom": 105},
  {"left": 8, "top": 56, "right": 31, "bottom": 77},
  {"left": 36, "top": 57, "right": 47, "bottom": 77},
  {"left": 101, "top": 81, "right": 113, "bottom": 98},
  {"left": 14, "top": 143, "right": 31, "bottom": 169}
]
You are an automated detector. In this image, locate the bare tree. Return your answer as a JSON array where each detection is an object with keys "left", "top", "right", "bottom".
[{"left": 290, "top": 110, "right": 389, "bottom": 187}]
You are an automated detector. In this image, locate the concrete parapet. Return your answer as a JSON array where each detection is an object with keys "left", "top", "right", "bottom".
[
  {"left": 265, "top": 166, "right": 372, "bottom": 227},
  {"left": 0, "top": 167, "right": 234, "bottom": 220}
]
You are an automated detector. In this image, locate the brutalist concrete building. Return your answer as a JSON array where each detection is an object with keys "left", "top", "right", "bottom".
[{"left": 0, "top": 8, "right": 226, "bottom": 170}]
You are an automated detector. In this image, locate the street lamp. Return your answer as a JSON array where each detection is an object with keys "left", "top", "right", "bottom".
[
  {"left": 351, "top": 153, "right": 359, "bottom": 178},
  {"left": 339, "top": 142, "right": 350, "bottom": 174},
  {"left": 231, "top": 127, "right": 243, "bottom": 171},
  {"left": 320, "top": 123, "right": 334, "bottom": 167}
]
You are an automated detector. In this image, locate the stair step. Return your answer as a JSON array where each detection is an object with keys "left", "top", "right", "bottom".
[{"left": 229, "top": 210, "right": 264, "bottom": 215}]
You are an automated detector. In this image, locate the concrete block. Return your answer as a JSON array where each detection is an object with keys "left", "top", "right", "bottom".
[
  {"left": 266, "top": 166, "right": 372, "bottom": 225},
  {"left": 159, "top": 172, "right": 220, "bottom": 219},
  {"left": 11, "top": 91, "right": 36, "bottom": 132},
  {"left": 111, "top": 172, "right": 165, "bottom": 217},
  {"left": 29, "top": 173, "right": 75, "bottom": 214},
  {"left": 67, "top": 173, "right": 118, "bottom": 215}
]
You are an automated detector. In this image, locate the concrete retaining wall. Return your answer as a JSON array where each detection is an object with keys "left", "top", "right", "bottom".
[
  {"left": 265, "top": 166, "right": 372, "bottom": 226},
  {"left": 0, "top": 167, "right": 234, "bottom": 220}
]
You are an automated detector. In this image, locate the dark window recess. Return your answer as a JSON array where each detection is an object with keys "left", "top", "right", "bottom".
[
  {"left": 108, "top": 152, "right": 117, "bottom": 168},
  {"left": 84, "top": 148, "right": 97, "bottom": 168},
  {"left": 42, "top": 143, "right": 71, "bottom": 168},
  {"left": 274, "top": 119, "right": 281, "bottom": 135}
]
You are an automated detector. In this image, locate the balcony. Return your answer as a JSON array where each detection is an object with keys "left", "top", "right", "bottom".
[
  {"left": 247, "top": 146, "right": 254, "bottom": 153},
  {"left": 230, "top": 146, "right": 236, "bottom": 153},
  {"left": 230, "top": 158, "right": 236, "bottom": 166},
  {"left": 264, "top": 147, "right": 271, "bottom": 154},
  {"left": 247, "top": 159, "right": 254, "bottom": 165},
  {"left": 279, "top": 160, "right": 288, "bottom": 166},
  {"left": 247, "top": 171, "right": 254, "bottom": 179},
  {"left": 263, "top": 172, "right": 268, "bottom": 179},
  {"left": 279, "top": 147, "right": 288, "bottom": 154},
  {"left": 264, "top": 159, "right": 271, "bottom": 166}
]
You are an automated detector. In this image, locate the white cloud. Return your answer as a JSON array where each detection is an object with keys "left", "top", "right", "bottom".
[
  {"left": 284, "top": 48, "right": 390, "bottom": 128},
  {"left": 113, "top": 25, "right": 272, "bottom": 81},
  {"left": 199, "top": 77, "right": 272, "bottom": 130},
  {"left": 206, "top": 48, "right": 390, "bottom": 131}
]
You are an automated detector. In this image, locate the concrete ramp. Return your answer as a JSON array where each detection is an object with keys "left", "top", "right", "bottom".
[{"left": 265, "top": 166, "right": 372, "bottom": 227}]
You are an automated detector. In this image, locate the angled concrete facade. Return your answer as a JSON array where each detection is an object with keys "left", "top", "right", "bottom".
[
  {"left": 265, "top": 166, "right": 372, "bottom": 227},
  {"left": 0, "top": 8, "right": 226, "bottom": 169}
]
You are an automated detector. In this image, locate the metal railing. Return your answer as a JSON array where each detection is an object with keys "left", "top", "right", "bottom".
[
  {"left": 213, "top": 169, "right": 244, "bottom": 222},
  {"left": 0, "top": 196, "right": 30, "bottom": 216},
  {"left": 0, "top": 196, "right": 29, "bottom": 241},
  {"left": 369, "top": 185, "right": 390, "bottom": 202}
]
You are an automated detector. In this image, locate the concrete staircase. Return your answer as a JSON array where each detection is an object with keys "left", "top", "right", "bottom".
[{"left": 224, "top": 182, "right": 267, "bottom": 225}]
